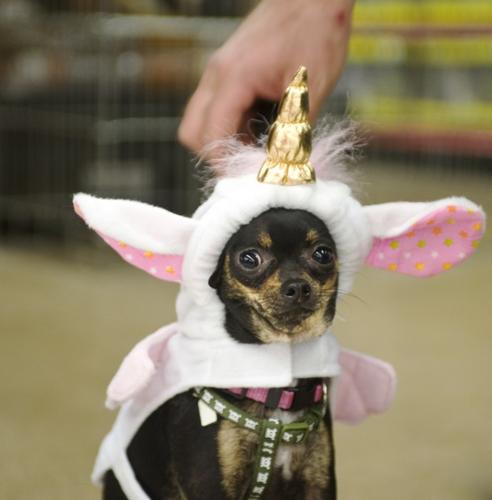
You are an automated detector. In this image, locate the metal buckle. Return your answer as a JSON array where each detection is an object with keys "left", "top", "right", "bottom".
[{"left": 320, "top": 381, "right": 329, "bottom": 416}]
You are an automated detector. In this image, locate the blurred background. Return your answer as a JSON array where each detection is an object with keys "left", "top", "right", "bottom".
[{"left": 0, "top": 1, "right": 490, "bottom": 499}]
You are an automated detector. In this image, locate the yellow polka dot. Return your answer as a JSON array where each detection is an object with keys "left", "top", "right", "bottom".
[
  {"left": 472, "top": 222, "right": 482, "bottom": 231},
  {"left": 447, "top": 218, "right": 456, "bottom": 225},
  {"left": 389, "top": 240, "right": 400, "bottom": 250},
  {"left": 165, "top": 265, "right": 175, "bottom": 274},
  {"left": 388, "top": 263, "right": 398, "bottom": 272},
  {"left": 442, "top": 262, "right": 452, "bottom": 270},
  {"left": 415, "top": 262, "right": 425, "bottom": 271},
  {"left": 467, "top": 209, "right": 476, "bottom": 214},
  {"left": 143, "top": 251, "right": 154, "bottom": 258},
  {"left": 118, "top": 241, "right": 127, "bottom": 248},
  {"left": 472, "top": 240, "right": 480, "bottom": 249},
  {"left": 444, "top": 238, "right": 453, "bottom": 247},
  {"left": 417, "top": 240, "right": 427, "bottom": 248}
]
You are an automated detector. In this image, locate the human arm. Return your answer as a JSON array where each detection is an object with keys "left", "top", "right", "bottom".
[{"left": 178, "top": 0, "right": 356, "bottom": 154}]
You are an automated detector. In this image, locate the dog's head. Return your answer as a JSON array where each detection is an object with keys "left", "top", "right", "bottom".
[
  {"left": 75, "top": 193, "right": 484, "bottom": 345},
  {"left": 209, "top": 208, "right": 338, "bottom": 344}
]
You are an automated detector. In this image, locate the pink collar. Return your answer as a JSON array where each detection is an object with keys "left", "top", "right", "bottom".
[{"left": 225, "top": 382, "right": 324, "bottom": 411}]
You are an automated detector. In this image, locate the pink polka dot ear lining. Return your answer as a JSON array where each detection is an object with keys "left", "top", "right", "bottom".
[
  {"left": 98, "top": 233, "right": 183, "bottom": 283},
  {"left": 366, "top": 205, "right": 485, "bottom": 277},
  {"left": 73, "top": 199, "right": 185, "bottom": 283}
]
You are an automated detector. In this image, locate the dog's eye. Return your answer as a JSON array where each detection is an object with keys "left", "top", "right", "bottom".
[
  {"left": 312, "top": 246, "right": 333, "bottom": 265},
  {"left": 238, "top": 250, "right": 262, "bottom": 269}
]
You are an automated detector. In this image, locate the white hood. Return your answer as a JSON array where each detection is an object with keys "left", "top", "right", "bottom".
[{"left": 172, "top": 175, "right": 372, "bottom": 387}]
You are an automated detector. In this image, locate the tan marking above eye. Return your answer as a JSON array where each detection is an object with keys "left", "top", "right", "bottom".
[
  {"left": 257, "top": 231, "right": 273, "bottom": 249},
  {"left": 306, "top": 229, "right": 319, "bottom": 244}
]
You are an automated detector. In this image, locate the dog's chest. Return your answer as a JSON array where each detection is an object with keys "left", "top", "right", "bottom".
[
  {"left": 271, "top": 409, "right": 303, "bottom": 480},
  {"left": 216, "top": 403, "right": 332, "bottom": 499}
]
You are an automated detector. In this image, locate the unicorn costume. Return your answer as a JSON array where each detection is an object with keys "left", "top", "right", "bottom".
[{"left": 74, "top": 67, "right": 485, "bottom": 500}]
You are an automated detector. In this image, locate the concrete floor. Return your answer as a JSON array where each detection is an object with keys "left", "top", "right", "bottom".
[{"left": 0, "top": 162, "right": 490, "bottom": 499}]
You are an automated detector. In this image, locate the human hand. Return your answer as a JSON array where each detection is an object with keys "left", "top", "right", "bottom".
[{"left": 178, "top": 0, "right": 355, "bottom": 155}]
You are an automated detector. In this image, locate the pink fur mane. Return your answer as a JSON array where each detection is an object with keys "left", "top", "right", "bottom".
[{"left": 199, "top": 119, "right": 359, "bottom": 194}]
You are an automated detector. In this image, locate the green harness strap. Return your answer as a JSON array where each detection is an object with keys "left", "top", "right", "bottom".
[{"left": 193, "top": 387, "right": 328, "bottom": 500}]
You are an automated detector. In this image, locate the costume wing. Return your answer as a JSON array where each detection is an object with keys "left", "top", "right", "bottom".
[
  {"left": 105, "top": 323, "right": 178, "bottom": 409},
  {"left": 333, "top": 349, "right": 397, "bottom": 424}
]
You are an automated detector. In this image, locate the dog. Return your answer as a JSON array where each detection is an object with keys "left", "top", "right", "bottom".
[
  {"left": 103, "top": 207, "right": 339, "bottom": 500},
  {"left": 77, "top": 66, "right": 484, "bottom": 500}
]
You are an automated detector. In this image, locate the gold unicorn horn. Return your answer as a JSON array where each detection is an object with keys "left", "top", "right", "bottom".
[{"left": 257, "top": 66, "right": 316, "bottom": 185}]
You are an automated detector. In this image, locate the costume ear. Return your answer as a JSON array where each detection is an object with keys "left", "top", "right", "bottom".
[
  {"left": 364, "top": 197, "right": 485, "bottom": 277},
  {"left": 74, "top": 193, "right": 197, "bottom": 282}
]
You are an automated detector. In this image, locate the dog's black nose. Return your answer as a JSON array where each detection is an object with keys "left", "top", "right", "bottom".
[{"left": 281, "top": 279, "right": 311, "bottom": 304}]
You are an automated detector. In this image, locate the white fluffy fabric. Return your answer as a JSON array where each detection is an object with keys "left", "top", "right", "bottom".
[
  {"left": 363, "top": 196, "right": 481, "bottom": 238},
  {"left": 75, "top": 193, "right": 197, "bottom": 254}
]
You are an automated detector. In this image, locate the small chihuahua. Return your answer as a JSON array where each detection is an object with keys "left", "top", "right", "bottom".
[
  {"left": 103, "top": 208, "right": 338, "bottom": 500},
  {"left": 77, "top": 67, "right": 484, "bottom": 500}
]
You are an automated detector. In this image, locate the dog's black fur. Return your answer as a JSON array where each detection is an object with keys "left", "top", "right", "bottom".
[{"left": 103, "top": 208, "right": 339, "bottom": 499}]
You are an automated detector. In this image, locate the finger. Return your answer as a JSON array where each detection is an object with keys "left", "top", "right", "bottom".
[
  {"left": 307, "top": 45, "right": 350, "bottom": 124},
  {"left": 308, "top": 72, "right": 340, "bottom": 125},
  {"left": 308, "top": 84, "right": 329, "bottom": 125},
  {"left": 178, "top": 68, "right": 217, "bottom": 152},
  {"left": 200, "top": 76, "right": 256, "bottom": 154}
]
